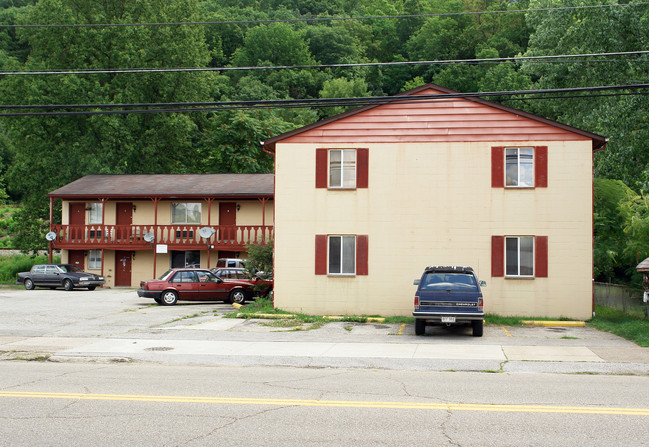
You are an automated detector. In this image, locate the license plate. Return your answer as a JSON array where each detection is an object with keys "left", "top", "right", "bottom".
[{"left": 441, "top": 316, "right": 456, "bottom": 323}]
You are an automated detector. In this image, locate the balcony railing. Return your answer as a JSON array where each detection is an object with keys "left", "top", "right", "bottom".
[{"left": 50, "top": 224, "right": 273, "bottom": 250}]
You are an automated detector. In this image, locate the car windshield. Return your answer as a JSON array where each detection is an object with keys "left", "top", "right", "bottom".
[
  {"left": 58, "top": 265, "right": 83, "bottom": 273},
  {"left": 421, "top": 272, "right": 478, "bottom": 291},
  {"left": 158, "top": 270, "right": 174, "bottom": 280}
]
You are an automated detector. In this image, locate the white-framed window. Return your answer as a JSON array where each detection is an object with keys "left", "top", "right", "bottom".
[
  {"left": 171, "top": 203, "right": 201, "bottom": 224},
  {"left": 505, "top": 147, "right": 534, "bottom": 187},
  {"left": 88, "top": 203, "right": 103, "bottom": 224},
  {"left": 328, "top": 235, "right": 356, "bottom": 275},
  {"left": 505, "top": 236, "right": 534, "bottom": 277},
  {"left": 329, "top": 149, "right": 357, "bottom": 188},
  {"left": 88, "top": 250, "right": 102, "bottom": 270}
]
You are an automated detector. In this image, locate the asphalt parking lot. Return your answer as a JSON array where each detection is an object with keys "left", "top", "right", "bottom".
[{"left": 1, "top": 287, "right": 649, "bottom": 373}]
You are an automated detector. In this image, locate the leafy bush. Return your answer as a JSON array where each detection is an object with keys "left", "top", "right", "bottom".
[{"left": 0, "top": 254, "right": 60, "bottom": 284}]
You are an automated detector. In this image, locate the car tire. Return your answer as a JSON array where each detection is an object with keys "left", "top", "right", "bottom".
[
  {"left": 161, "top": 290, "right": 178, "bottom": 306},
  {"left": 415, "top": 319, "right": 426, "bottom": 336},
  {"left": 63, "top": 279, "right": 74, "bottom": 291},
  {"left": 87, "top": 286, "right": 97, "bottom": 291},
  {"left": 472, "top": 320, "right": 484, "bottom": 337},
  {"left": 24, "top": 279, "right": 35, "bottom": 290},
  {"left": 154, "top": 297, "right": 162, "bottom": 304},
  {"left": 229, "top": 289, "right": 246, "bottom": 305},
  {"left": 267, "top": 289, "right": 273, "bottom": 300}
]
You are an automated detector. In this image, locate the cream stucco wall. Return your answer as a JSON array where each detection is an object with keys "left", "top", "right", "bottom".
[{"left": 273, "top": 141, "right": 593, "bottom": 319}]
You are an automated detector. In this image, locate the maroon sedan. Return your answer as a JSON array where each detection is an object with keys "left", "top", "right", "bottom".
[{"left": 137, "top": 268, "right": 254, "bottom": 306}]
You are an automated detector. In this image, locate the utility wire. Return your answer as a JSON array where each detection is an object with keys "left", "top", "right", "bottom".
[
  {"left": 1, "top": 84, "right": 648, "bottom": 117},
  {"left": 1, "top": 2, "right": 647, "bottom": 28},
  {"left": 1, "top": 51, "right": 647, "bottom": 76}
]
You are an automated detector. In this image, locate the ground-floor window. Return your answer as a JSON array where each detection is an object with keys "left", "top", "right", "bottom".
[
  {"left": 328, "top": 235, "right": 356, "bottom": 275},
  {"left": 505, "top": 236, "right": 534, "bottom": 277},
  {"left": 88, "top": 250, "right": 102, "bottom": 270},
  {"left": 171, "top": 250, "right": 200, "bottom": 268}
]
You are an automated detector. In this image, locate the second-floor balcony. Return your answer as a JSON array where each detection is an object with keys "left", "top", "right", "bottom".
[{"left": 50, "top": 224, "right": 273, "bottom": 251}]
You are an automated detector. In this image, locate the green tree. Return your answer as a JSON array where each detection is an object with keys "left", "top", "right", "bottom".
[
  {"left": 318, "top": 77, "right": 370, "bottom": 118},
  {"left": 0, "top": 0, "right": 215, "bottom": 248},
  {"left": 521, "top": 0, "right": 649, "bottom": 191}
]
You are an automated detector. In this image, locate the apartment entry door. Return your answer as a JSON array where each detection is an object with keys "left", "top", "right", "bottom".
[
  {"left": 115, "top": 251, "right": 132, "bottom": 286},
  {"left": 219, "top": 202, "right": 236, "bottom": 242}
]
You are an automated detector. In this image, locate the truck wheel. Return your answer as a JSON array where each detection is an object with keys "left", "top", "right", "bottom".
[
  {"left": 24, "top": 279, "right": 35, "bottom": 290},
  {"left": 415, "top": 319, "right": 426, "bottom": 335},
  {"left": 472, "top": 320, "right": 484, "bottom": 337}
]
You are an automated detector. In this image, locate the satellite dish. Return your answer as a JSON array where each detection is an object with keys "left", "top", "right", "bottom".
[
  {"left": 198, "top": 227, "right": 215, "bottom": 239},
  {"left": 45, "top": 232, "right": 57, "bottom": 241},
  {"left": 143, "top": 232, "right": 155, "bottom": 243}
]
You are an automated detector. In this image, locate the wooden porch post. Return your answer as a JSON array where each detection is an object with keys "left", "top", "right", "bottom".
[
  {"left": 48, "top": 197, "right": 53, "bottom": 263},
  {"left": 206, "top": 198, "right": 213, "bottom": 268},
  {"left": 153, "top": 197, "right": 159, "bottom": 279}
]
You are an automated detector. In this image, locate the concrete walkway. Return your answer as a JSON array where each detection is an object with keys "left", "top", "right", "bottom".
[{"left": 2, "top": 328, "right": 649, "bottom": 374}]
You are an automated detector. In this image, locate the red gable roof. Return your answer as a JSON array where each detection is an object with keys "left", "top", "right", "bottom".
[{"left": 263, "top": 84, "right": 607, "bottom": 151}]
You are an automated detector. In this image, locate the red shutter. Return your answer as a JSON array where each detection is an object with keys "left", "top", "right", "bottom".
[
  {"left": 315, "top": 235, "right": 327, "bottom": 275},
  {"left": 535, "top": 146, "right": 548, "bottom": 188},
  {"left": 491, "top": 236, "right": 504, "bottom": 277},
  {"left": 356, "top": 148, "right": 368, "bottom": 188},
  {"left": 491, "top": 147, "right": 504, "bottom": 188},
  {"left": 315, "top": 149, "right": 328, "bottom": 188},
  {"left": 356, "top": 235, "right": 368, "bottom": 275},
  {"left": 535, "top": 236, "right": 548, "bottom": 277}
]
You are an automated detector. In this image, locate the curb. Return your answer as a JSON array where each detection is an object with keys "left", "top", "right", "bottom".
[{"left": 521, "top": 320, "right": 586, "bottom": 327}]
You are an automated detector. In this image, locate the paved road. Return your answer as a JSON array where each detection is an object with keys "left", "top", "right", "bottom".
[{"left": 2, "top": 361, "right": 649, "bottom": 446}]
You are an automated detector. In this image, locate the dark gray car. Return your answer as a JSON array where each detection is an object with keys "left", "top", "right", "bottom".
[{"left": 16, "top": 264, "right": 105, "bottom": 291}]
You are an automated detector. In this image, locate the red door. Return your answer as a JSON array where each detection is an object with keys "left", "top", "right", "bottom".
[
  {"left": 68, "top": 250, "right": 84, "bottom": 270},
  {"left": 116, "top": 203, "right": 133, "bottom": 241},
  {"left": 115, "top": 251, "right": 132, "bottom": 286},
  {"left": 69, "top": 202, "right": 85, "bottom": 242},
  {"left": 219, "top": 202, "right": 237, "bottom": 242}
]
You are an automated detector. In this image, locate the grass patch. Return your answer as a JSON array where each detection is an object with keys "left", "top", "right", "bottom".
[
  {"left": 0, "top": 253, "right": 61, "bottom": 284},
  {"left": 589, "top": 305, "right": 649, "bottom": 347},
  {"left": 484, "top": 314, "right": 574, "bottom": 326}
]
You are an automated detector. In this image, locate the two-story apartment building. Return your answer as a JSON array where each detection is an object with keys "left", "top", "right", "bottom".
[
  {"left": 47, "top": 174, "right": 273, "bottom": 287},
  {"left": 264, "top": 84, "right": 607, "bottom": 320}
]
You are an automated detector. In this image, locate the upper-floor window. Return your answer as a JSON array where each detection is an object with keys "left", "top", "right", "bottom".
[
  {"left": 315, "top": 148, "right": 369, "bottom": 189},
  {"left": 171, "top": 203, "right": 201, "bottom": 224},
  {"left": 88, "top": 203, "right": 103, "bottom": 224},
  {"left": 492, "top": 146, "right": 547, "bottom": 189},
  {"left": 505, "top": 148, "right": 534, "bottom": 187},
  {"left": 329, "top": 149, "right": 356, "bottom": 188}
]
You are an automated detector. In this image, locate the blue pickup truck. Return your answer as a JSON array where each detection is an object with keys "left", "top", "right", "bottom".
[{"left": 413, "top": 266, "right": 485, "bottom": 337}]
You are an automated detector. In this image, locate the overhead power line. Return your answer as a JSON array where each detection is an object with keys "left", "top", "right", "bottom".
[
  {"left": 1, "top": 83, "right": 648, "bottom": 117},
  {"left": 1, "top": 2, "right": 648, "bottom": 28},
  {"left": 1, "top": 50, "right": 647, "bottom": 77}
]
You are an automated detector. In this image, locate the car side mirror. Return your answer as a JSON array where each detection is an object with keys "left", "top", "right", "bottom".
[
  {"left": 479, "top": 280, "right": 487, "bottom": 287},
  {"left": 413, "top": 279, "right": 420, "bottom": 286}
]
